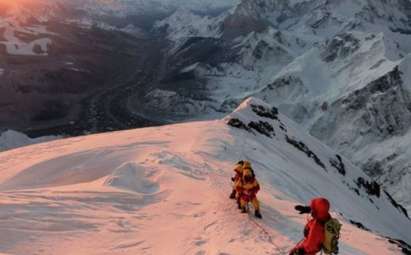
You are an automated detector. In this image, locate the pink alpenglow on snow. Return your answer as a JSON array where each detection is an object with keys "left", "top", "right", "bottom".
[{"left": 0, "top": 97, "right": 409, "bottom": 254}]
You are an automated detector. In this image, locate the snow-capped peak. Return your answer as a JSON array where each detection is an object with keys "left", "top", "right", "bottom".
[{"left": 155, "top": 7, "right": 225, "bottom": 46}]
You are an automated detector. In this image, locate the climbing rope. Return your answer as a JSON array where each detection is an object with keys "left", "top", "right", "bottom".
[
  {"left": 237, "top": 130, "right": 288, "bottom": 254},
  {"left": 208, "top": 167, "right": 286, "bottom": 254},
  {"left": 248, "top": 215, "right": 288, "bottom": 255},
  {"left": 206, "top": 126, "right": 292, "bottom": 255}
]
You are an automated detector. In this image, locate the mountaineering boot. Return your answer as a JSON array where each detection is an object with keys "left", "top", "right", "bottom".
[
  {"left": 229, "top": 190, "right": 236, "bottom": 199},
  {"left": 255, "top": 210, "right": 262, "bottom": 219}
]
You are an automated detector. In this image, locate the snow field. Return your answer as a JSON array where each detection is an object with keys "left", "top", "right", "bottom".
[{"left": 0, "top": 98, "right": 409, "bottom": 254}]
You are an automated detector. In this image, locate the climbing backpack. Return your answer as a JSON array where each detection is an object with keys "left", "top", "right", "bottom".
[{"left": 322, "top": 218, "right": 342, "bottom": 254}]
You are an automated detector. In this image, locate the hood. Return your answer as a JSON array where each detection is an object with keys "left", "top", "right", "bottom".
[
  {"left": 310, "top": 197, "right": 331, "bottom": 222},
  {"left": 243, "top": 160, "right": 251, "bottom": 169},
  {"left": 234, "top": 164, "right": 243, "bottom": 174}
]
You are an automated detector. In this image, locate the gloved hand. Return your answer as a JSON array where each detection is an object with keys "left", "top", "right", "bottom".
[
  {"left": 289, "top": 247, "right": 305, "bottom": 255},
  {"left": 294, "top": 205, "right": 311, "bottom": 214}
]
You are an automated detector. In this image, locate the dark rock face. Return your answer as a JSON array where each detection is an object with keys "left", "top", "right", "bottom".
[
  {"left": 356, "top": 177, "right": 381, "bottom": 198},
  {"left": 362, "top": 159, "right": 388, "bottom": 178},
  {"left": 227, "top": 103, "right": 280, "bottom": 138},
  {"left": 322, "top": 33, "right": 361, "bottom": 62},
  {"left": 250, "top": 104, "right": 279, "bottom": 120},
  {"left": 330, "top": 154, "right": 346, "bottom": 176},
  {"left": 266, "top": 75, "right": 305, "bottom": 92},
  {"left": 227, "top": 118, "right": 250, "bottom": 131},
  {"left": 384, "top": 190, "right": 409, "bottom": 219},
  {"left": 227, "top": 117, "right": 276, "bottom": 138},
  {"left": 253, "top": 40, "right": 270, "bottom": 59},
  {"left": 248, "top": 120, "right": 275, "bottom": 137},
  {"left": 388, "top": 239, "right": 411, "bottom": 255},
  {"left": 349, "top": 219, "right": 371, "bottom": 231},
  {"left": 285, "top": 135, "right": 326, "bottom": 170}
]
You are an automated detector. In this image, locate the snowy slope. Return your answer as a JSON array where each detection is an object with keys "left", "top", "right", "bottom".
[
  {"left": 0, "top": 130, "right": 57, "bottom": 152},
  {"left": 0, "top": 19, "right": 54, "bottom": 56},
  {"left": 154, "top": 8, "right": 226, "bottom": 51},
  {"left": 0, "top": 98, "right": 409, "bottom": 255}
]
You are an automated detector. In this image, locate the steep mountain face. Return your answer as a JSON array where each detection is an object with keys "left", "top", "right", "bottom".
[
  {"left": 308, "top": 57, "right": 411, "bottom": 211},
  {"left": 155, "top": 0, "right": 411, "bottom": 106},
  {"left": 150, "top": 0, "right": 411, "bottom": 213},
  {"left": 0, "top": 97, "right": 410, "bottom": 255}
]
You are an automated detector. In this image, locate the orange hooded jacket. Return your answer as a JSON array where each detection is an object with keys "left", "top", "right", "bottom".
[{"left": 291, "top": 197, "right": 331, "bottom": 255}]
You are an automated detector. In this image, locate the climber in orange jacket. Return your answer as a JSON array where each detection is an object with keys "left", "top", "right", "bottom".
[
  {"left": 235, "top": 161, "right": 262, "bottom": 219},
  {"left": 229, "top": 160, "right": 244, "bottom": 199},
  {"left": 289, "top": 197, "right": 332, "bottom": 255}
]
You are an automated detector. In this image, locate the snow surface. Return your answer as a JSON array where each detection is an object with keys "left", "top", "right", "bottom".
[
  {"left": 0, "top": 18, "right": 54, "bottom": 56},
  {"left": 0, "top": 130, "right": 57, "bottom": 152},
  {"left": 155, "top": 8, "right": 227, "bottom": 51},
  {"left": 0, "top": 98, "right": 409, "bottom": 254}
]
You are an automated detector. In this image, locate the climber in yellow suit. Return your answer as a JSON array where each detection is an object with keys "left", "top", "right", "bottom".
[
  {"left": 235, "top": 161, "right": 262, "bottom": 219},
  {"left": 229, "top": 160, "right": 244, "bottom": 199}
]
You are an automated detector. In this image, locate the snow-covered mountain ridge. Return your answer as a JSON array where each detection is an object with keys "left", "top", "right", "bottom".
[
  {"left": 149, "top": 0, "right": 411, "bottom": 214},
  {"left": 0, "top": 97, "right": 410, "bottom": 254}
]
